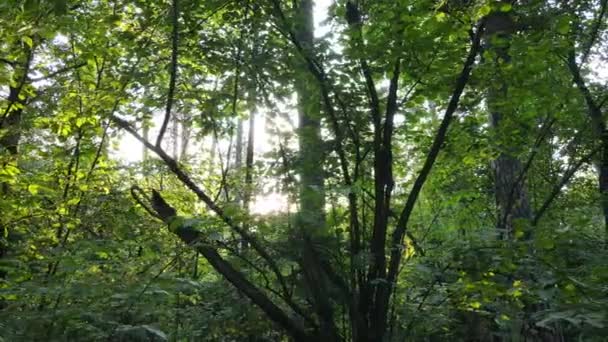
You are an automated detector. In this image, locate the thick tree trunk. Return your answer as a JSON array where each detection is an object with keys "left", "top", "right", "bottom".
[
  {"left": 294, "top": 0, "right": 325, "bottom": 231},
  {"left": 479, "top": 7, "right": 549, "bottom": 342},
  {"left": 293, "top": 1, "right": 338, "bottom": 340},
  {"left": 484, "top": 10, "right": 533, "bottom": 238},
  {"left": 0, "top": 46, "right": 32, "bottom": 284}
]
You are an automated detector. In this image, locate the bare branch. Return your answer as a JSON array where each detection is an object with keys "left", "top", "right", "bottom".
[
  {"left": 389, "top": 23, "right": 483, "bottom": 278},
  {"left": 566, "top": 48, "right": 608, "bottom": 231}
]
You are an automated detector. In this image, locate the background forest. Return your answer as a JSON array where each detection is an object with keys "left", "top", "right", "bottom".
[{"left": 1, "top": 0, "right": 607, "bottom": 341}]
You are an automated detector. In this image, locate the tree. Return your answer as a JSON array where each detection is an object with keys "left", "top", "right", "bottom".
[{"left": 1, "top": 0, "right": 608, "bottom": 341}]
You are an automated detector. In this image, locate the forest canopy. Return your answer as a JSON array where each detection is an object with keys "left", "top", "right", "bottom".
[{"left": 1, "top": 0, "right": 607, "bottom": 341}]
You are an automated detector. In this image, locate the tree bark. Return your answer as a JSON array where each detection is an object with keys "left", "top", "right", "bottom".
[
  {"left": 0, "top": 45, "right": 33, "bottom": 285},
  {"left": 293, "top": 1, "right": 338, "bottom": 340},
  {"left": 294, "top": 0, "right": 325, "bottom": 233},
  {"left": 244, "top": 90, "right": 255, "bottom": 213},
  {"left": 477, "top": 6, "right": 538, "bottom": 341},
  {"left": 484, "top": 10, "right": 533, "bottom": 238}
]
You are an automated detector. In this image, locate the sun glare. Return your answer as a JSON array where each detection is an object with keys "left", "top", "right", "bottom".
[
  {"left": 250, "top": 192, "right": 291, "bottom": 215},
  {"left": 110, "top": 0, "right": 322, "bottom": 216}
]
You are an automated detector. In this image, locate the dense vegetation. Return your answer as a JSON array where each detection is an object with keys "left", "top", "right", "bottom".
[{"left": 1, "top": 0, "right": 607, "bottom": 341}]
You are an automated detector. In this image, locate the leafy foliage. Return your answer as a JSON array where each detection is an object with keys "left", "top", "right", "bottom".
[{"left": 1, "top": 0, "right": 607, "bottom": 341}]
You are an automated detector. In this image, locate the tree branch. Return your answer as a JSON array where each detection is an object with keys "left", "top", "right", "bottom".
[
  {"left": 533, "top": 146, "right": 601, "bottom": 225},
  {"left": 0, "top": 57, "right": 17, "bottom": 66},
  {"left": 28, "top": 61, "right": 87, "bottom": 82},
  {"left": 566, "top": 49, "right": 608, "bottom": 232},
  {"left": 566, "top": 53, "right": 604, "bottom": 134},
  {"left": 366, "top": 58, "right": 401, "bottom": 322},
  {"left": 110, "top": 115, "right": 294, "bottom": 314},
  {"left": 145, "top": 190, "right": 313, "bottom": 341},
  {"left": 375, "top": 22, "right": 484, "bottom": 334},
  {"left": 500, "top": 117, "right": 556, "bottom": 228},
  {"left": 581, "top": 0, "right": 607, "bottom": 64},
  {"left": 130, "top": 185, "right": 163, "bottom": 220},
  {"left": 156, "top": 0, "right": 180, "bottom": 147}
]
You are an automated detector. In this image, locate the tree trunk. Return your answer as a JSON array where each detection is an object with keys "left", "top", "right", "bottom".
[
  {"left": 244, "top": 91, "right": 255, "bottom": 214},
  {"left": 142, "top": 118, "right": 150, "bottom": 162},
  {"left": 234, "top": 117, "right": 244, "bottom": 208},
  {"left": 180, "top": 116, "right": 191, "bottom": 161},
  {"left": 293, "top": 1, "right": 338, "bottom": 340},
  {"left": 171, "top": 114, "right": 179, "bottom": 159},
  {"left": 0, "top": 45, "right": 33, "bottom": 286},
  {"left": 1, "top": 45, "right": 32, "bottom": 191},
  {"left": 294, "top": 0, "right": 325, "bottom": 233},
  {"left": 235, "top": 118, "right": 244, "bottom": 171},
  {"left": 479, "top": 7, "right": 535, "bottom": 342},
  {"left": 484, "top": 10, "right": 532, "bottom": 238}
]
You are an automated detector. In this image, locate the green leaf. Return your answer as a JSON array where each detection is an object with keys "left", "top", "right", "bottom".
[
  {"left": 499, "top": 3, "right": 512, "bottom": 12},
  {"left": 66, "top": 197, "right": 80, "bottom": 206},
  {"left": 22, "top": 36, "right": 33, "bottom": 48},
  {"left": 27, "top": 184, "right": 39, "bottom": 195},
  {"left": 0, "top": 163, "right": 20, "bottom": 177},
  {"left": 538, "top": 237, "right": 555, "bottom": 250},
  {"left": 557, "top": 17, "right": 570, "bottom": 34},
  {"left": 479, "top": 4, "right": 492, "bottom": 17}
]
